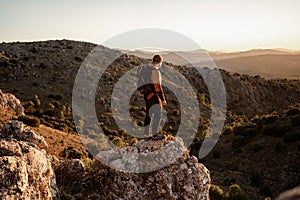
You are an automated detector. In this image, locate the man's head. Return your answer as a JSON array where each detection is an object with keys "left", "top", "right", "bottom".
[{"left": 152, "top": 54, "right": 163, "bottom": 67}]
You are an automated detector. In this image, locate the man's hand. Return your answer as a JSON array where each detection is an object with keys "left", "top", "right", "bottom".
[{"left": 162, "top": 100, "right": 167, "bottom": 106}]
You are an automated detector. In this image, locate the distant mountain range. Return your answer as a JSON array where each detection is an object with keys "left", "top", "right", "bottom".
[{"left": 127, "top": 48, "right": 300, "bottom": 79}]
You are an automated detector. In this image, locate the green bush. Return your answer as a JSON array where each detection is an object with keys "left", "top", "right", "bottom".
[
  {"left": 60, "top": 146, "right": 83, "bottom": 159},
  {"left": 223, "top": 125, "right": 233, "bottom": 135},
  {"left": 18, "top": 115, "right": 40, "bottom": 128},
  {"left": 53, "top": 122, "right": 69, "bottom": 132},
  {"left": 209, "top": 184, "right": 224, "bottom": 200},
  {"left": 286, "top": 107, "right": 300, "bottom": 116},
  {"left": 111, "top": 136, "right": 125, "bottom": 147},
  {"left": 228, "top": 184, "right": 247, "bottom": 200},
  {"left": 256, "top": 115, "right": 279, "bottom": 128},
  {"left": 33, "top": 95, "right": 41, "bottom": 108}
]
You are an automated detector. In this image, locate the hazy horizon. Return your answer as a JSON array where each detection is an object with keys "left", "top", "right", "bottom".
[
  {"left": 2, "top": 38, "right": 300, "bottom": 53},
  {"left": 1, "top": 0, "right": 300, "bottom": 51}
]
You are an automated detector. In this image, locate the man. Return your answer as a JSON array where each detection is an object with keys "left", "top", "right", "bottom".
[{"left": 144, "top": 54, "right": 166, "bottom": 138}]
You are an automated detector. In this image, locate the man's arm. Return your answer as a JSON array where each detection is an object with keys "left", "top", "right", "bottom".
[{"left": 151, "top": 69, "right": 166, "bottom": 103}]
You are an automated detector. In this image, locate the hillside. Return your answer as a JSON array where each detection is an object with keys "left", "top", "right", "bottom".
[
  {"left": 0, "top": 90, "right": 212, "bottom": 200},
  {"left": 0, "top": 40, "right": 299, "bottom": 199},
  {"left": 0, "top": 40, "right": 299, "bottom": 118},
  {"left": 200, "top": 105, "right": 300, "bottom": 199}
]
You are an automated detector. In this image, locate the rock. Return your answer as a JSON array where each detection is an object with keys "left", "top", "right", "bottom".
[
  {"left": 275, "top": 185, "right": 300, "bottom": 200},
  {"left": 0, "top": 122, "right": 60, "bottom": 199},
  {"left": 0, "top": 89, "right": 24, "bottom": 115},
  {"left": 0, "top": 120, "right": 48, "bottom": 149},
  {"left": 92, "top": 136, "right": 211, "bottom": 199}
]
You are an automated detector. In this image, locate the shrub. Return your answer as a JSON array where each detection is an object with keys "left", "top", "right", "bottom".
[
  {"left": 33, "top": 95, "right": 41, "bottom": 108},
  {"left": 286, "top": 107, "right": 300, "bottom": 116},
  {"left": 53, "top": 101, "right": 61, "bottom": 108},
  {"left": 256, "top": 115, "right": 279, "bottom": 128},
  {"left": 18, "top": 115, "right": 40, "bottom": 127},
  {"left": 41, "top": 120, "right": 54, "bottom": 128},
  {"left": 129, "top": 137, "right": 138, "bottom": 146},
  {"left": 209, "top": 184, "right": 224, "bottom": 200},
  {"left": 228, "top": 184, "right": 247, "bottom": 200},
  {"left": 223, "top": 125, "right": 233, "bottom": 135},
  {"left": 33, "top": 108, "right": 44, "bottom": 118},
  {"left": 111, "top": 136, "right": 125, "bottom": 147},
  {"left": 53, "top": 122, "right": 69, "bottom": 132},
  {"left": 60, "top": 146, "right": 83, "bottom": 159}
]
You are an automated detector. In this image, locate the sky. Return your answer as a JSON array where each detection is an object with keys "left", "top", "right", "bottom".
[{"left": 0, "top": 0, "right": 299, "bottom": 51}]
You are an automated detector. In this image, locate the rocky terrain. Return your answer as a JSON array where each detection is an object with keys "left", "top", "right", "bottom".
[
  {"left": 0, "top": 120, "right": 60, "bottom": 199},
  {"left": 0, "top": 90, "right": 211, "bottom": 199},
  {"left": 0, "top": 40, "right": 299, "bottom": 199},
  {"left": 201, "top": 104, "right": 300, "bottom": 199}
]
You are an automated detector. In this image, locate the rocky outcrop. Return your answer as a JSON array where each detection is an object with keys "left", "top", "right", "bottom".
[
  {"left": 275, "top": 185, "right": 300, "bottom": 200},
  {"left": 85, "top": 137, "right": 211, "bottom": 200},
  {"left": 0, "top": 121, "right": 60, "bottom": 199},
  {"left": 0, "top": 120, "right": 48, "bottom": 148},
  {"left": 0, "top": 89, "right": 24, "bottom": 115}
]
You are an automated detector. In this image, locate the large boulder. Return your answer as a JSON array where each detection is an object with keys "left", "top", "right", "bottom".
[
  {"left": 275, "top": 185, "right": 300, "bottom": 200},
  {"left": 87, "top": 136, "right": 211, "bottom": 200},
  {"left": 0, "top": 121, "right": 60, "bottom": 200},
  {"left": 1, "top": 120, "right": 48, "bottom": 148},
  {"left": 0, "top": 89, "right": 24, "bottom": 115}
]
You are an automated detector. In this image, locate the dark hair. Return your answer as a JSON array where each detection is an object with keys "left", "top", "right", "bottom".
[{"left": 152, "top": 54, "right": 163, "bottom": 64}]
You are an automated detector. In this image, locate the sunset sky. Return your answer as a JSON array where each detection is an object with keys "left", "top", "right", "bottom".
[{"left": 1, "top": 0, "right": 299, "bottom": 51}]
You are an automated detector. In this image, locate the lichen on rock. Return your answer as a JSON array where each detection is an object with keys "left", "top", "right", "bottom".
[{"left": 0, "top": 121, "right": 60, "bottom": 200}]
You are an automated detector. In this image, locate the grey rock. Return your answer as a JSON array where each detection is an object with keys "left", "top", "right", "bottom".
[
  {"left": 275, "top": 185, "right": 300, "bottom": 200},
  {"left": 0, "top": 122, "right": 60, "bottom": 199},
  {"left": 1, "top": 120, "right": 48, "bottom": 149},
  {"left": 0, "top": 89, "right": 24, "bottom": 115},
  {"left": 95, "top": 136, "right": 211, "bottom": 200}
]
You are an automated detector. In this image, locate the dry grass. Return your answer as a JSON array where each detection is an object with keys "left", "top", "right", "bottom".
[
  {"left": 31, "top": 125, "right": 86, "bottom": 159},
  {"left": 0, "top": 107, "right": 86, "bottom": 159}
]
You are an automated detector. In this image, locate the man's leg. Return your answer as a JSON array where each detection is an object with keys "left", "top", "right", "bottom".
[
  {"left": 151, "top": 104, "right": 162, "bottom": 135},
  {"left": 144, "top": 98, "right": 151, "bottom": 136}
]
